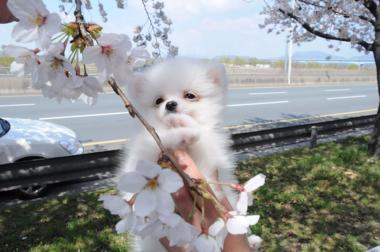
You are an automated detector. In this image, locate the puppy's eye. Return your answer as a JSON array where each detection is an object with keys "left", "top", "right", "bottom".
[
  {"left": 155, "top": 97, "right": 164, "bottom": 105},
  {"left": 184, "top": 92, "right": 197, "bottom": 100}
]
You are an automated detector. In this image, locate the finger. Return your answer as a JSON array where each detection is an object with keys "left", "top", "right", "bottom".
[
  {"left": 172, "top": 150, "right": 204, "bottom": 179},
  {"left": 172, "top": 185, "right": 202, "bottom": 230}
]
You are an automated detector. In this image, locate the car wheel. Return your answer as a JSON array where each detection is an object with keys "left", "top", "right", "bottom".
[
  {"left": 15, "top": 156, "right": 49, "bottom": 199},
  {"left": 17, "top": 184, "right": 48, "bottom": 199}
]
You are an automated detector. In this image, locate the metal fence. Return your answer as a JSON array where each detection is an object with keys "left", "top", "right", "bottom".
[{"left": 0, "top": 114, "right": 375, "bottom": 191}]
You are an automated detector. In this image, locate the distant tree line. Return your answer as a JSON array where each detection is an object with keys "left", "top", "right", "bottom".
[{"left": 216, "top": 56, "right": 373, "bottom": 70}]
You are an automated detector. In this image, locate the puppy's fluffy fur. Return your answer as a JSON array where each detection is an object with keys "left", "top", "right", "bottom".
[{"left": 119, "top": 59, "right": 238, "bottom": 251}]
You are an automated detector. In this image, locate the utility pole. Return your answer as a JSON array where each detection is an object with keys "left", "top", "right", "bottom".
[{"left": 287, "top": 0, "right": 295, "bottom": 85}]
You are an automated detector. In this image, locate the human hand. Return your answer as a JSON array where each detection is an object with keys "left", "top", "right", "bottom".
[
  {"left": 160, "top": 150, "right": 251, "bottom": 252},
  {"left": 0, "top": 0, "right": 17, "bottom": 24}
]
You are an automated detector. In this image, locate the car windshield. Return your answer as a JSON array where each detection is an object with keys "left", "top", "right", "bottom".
[{"left": 0, "top": 118, "right": 11, "bottom": 138}]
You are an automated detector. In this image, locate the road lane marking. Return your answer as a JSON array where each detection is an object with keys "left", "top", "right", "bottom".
[
  {"left": 248, "top": 91, "right": 287, "bottom": 95},
  {"left": 39, "top": 111, "right": 129, "bottom": 120},
  {"left": 0, "top": 103, "right": 35, "bottom": 108},
  {"left": 324, "top": 89, "right": 351, "bottom": 92},
  {"left": 225, "top": 108, "right": 377, "bottom": 129},
  {"left": 40, "top": 101, "right": 290, "bottom": 120},
  {"left": 0, "top": 94, "right": 42, "bottom": 98},
  {"left": 227, "top": 101, "right": 289, "bottom": 107},
  {"left": 326, "top": 95, "right": 367, "bottom": 100},
  {"left": 82, "top": 138, "right": 128, "bottom": 147}
]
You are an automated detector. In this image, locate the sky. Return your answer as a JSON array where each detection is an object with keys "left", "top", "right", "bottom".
[{"left": 0, "top": 0, "right": 369, "bottom": 60}]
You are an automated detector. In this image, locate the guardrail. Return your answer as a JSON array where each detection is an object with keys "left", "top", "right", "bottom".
[{"left": 0, "top": 114, "right": 375, "bottom": 191}]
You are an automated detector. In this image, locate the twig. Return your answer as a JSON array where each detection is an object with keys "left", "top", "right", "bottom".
[
  {"left": 74, "top": 0, "right": 94, "bottom": 46},
  {"left": 140, "top": 0, "right": 162, "bottom": 57}
]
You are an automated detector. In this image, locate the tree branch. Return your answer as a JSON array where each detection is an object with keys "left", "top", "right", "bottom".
[
  {"left": 279, "top": 8, "right": 373, "bottom": 51},
  {"left": 296, "top": 0, "right": 375, "bottom": 26},
  {"left": 74, "top": 0, "right": 94, "bottom": 46},
  {"left": 140, "top": 0, "right": 162, "bottom": 57},
  {"left": 359, "top": 0, "right": 378, "bottom": 18}
]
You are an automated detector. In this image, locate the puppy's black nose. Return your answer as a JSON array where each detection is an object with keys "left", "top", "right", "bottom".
[{"left": 165, "top": 101, "right": 178, "bottom": 112}]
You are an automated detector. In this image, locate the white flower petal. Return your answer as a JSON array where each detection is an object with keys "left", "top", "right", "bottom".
[
  {"left": 193, "top": 235, "right": 220, "bottom": 252},
  {"left": 10, "top": 62, "right": 25, "bottom": 76},
  {"left": 2, "top": 45, "right": 30, "bottom": 57},
  {"left": 118, "top": 172, "right": 146, "bottom": 193},
  {"left": 82, "top": 46, "right": 101, "bottom": 64},
  {"left": 115, "top": 215, "right": 137, "bottom": 234},
  {"left": 99, "top": 195, "right": 131, "bottom": 217},
  {"left": 31, "top": 0, "right": 49, "bottom": 16},
  {"left": 7, "top": 0, "right": 36, "bottom": 20},
  {"left": 134, "top": 190, "right": 157, "bottom": 217},
  {"left": 248, "top": 234, "right": 263, "bottom": 250},
  {"left": 158, "top": 169, "right": 183, "bottom": 193},
  {"left": 44, "top": 12, "right": 61, "bottom": 35},
  {"left": 246, "top": 215, "right": 260, "bottom": 226},
  {"left": 136, "top": 160, "right": 161, "bottom": 179},
  {"left": 244, "top": 173, "right": 266, "bottom": 192},
  {"left": 236, "top": 192, "right": 249, "bottom": 215},
  {"left": 209, "top": 218, "right": 225, "bottom": 237},
  {"left": 226, "top": 216, "right": 249, "bottom": 235},
  {"left": 156, "top": 189, "right": 175, "bottom": 215},
  {"left": 12, "top": 22, "right": 39, "bottom": 43},
  {"left": 159, "top": 213, "right": 181, "bottom": 227}
]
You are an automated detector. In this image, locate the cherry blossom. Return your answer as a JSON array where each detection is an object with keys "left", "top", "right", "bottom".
[
  {"left": 165, "top": 218, "right": 197, "bottom": 247},
  {"left": 208, "top": 218, "right": 228, "bottom": 249},
  {"left": 192, "top": 234, "right": 220, "bottom": 252},
  {"left": 99, "top": 195, "right": 131, "bottom": 217},
  {"left": 236, "top": 173, "right": 266, "bottom": 215},
  {"left": 247, "top": 234, "right": 263, "bottom": 251},
  {"left": 226, "top": 211, "right": 260, "bottom": 235},
  {"left": 99, "top": 195, "right": 139, "bottom": 234},
  {"left": 7, "top": 0, "right": 61, "bottom": 48},
  {"left": 77, "top": 76, "right": 104, "bottom": 105},
  {"left": 82, "top": 33, "right": 132, "bottom": 82},
  {"left": 117, "top": 160, "right": 183, "bottom": 217},
  {"left": 208, "top": 213, "right": 260, "bottom": 243},
  {"left": 1, "top": 45, "right": 39, "bottom": 77},
  {"left": 38, "top": 43, "right": 76, "bottom": 85},
  {"left": 260, "top": 1, "right": 374, "bottom": 53}
]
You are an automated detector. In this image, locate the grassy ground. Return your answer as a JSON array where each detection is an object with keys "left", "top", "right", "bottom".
[
  {"left": 240, "top": 136, "right": 380, "bottom": 251},
  {"left": 0, "top": 136, "right": 379, "bottom": 251}
]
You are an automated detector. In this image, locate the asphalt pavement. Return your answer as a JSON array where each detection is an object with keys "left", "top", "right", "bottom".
[{"left": 0, "top": 83, "right": 378, "bottom": 149}]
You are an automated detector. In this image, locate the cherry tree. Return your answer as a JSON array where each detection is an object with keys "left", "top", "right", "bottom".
[{"left": 260, "top": 0, "right": 380, "bottom": 157}]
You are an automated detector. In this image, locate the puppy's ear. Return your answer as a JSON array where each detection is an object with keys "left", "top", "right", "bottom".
[{"left": 206, "top": 62, "right": 227, "bottom": 87}]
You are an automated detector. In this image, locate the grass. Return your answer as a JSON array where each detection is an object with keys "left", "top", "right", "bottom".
[
  {"left": 0, "top": 188, "right": 130, "bottom": 252},
  {"left": 238, "top": 136, "right": 380, "bottom": 251},
  {"left": 0, "top": 136, "right": 379, "bottom": 251}
]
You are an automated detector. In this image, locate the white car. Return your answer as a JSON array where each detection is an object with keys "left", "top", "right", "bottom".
[{"left": 0, "top": 117, "right": 84, "bottom": 198}]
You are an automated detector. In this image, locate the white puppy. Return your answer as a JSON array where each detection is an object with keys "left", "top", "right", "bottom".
[{"left": 119, "top": 59, "right": 238, "bottom": 251}]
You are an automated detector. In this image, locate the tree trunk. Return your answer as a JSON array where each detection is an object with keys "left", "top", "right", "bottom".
[{"left": 368, "top": 46, "right": 380, "bottom": 158}]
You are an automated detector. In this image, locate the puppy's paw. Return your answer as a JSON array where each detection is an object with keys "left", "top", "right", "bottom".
[
  {"left": 164, "top": 114, "right": 198, "bottom": 128},
  {"left": 161, "top": 127, "right": 200, "bottom": 150},
  {"left": 178, "top": 128, "right": 200, "bottom": 147}
]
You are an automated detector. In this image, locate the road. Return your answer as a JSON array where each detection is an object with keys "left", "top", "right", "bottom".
[{"left": 0, "top": 84, "right": 378, "bottom": 148}]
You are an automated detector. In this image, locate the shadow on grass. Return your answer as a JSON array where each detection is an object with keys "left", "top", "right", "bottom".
[
  {"left": 237, "top": 136, "right": 380, "bottom": 252},
  {"left": 0, "top": 189, "right": 129, "bottom": 252}
]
